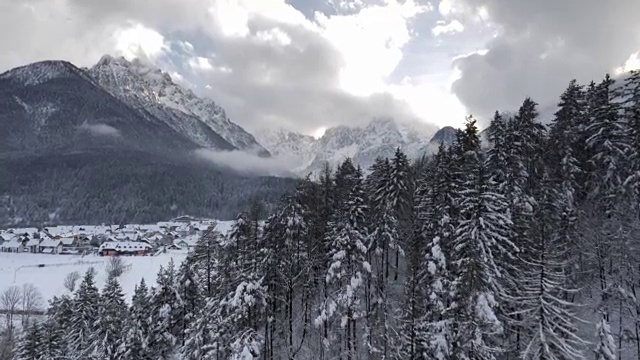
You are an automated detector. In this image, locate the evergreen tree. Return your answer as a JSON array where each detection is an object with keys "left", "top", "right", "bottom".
[
  {"left": 450, "top": 118, "right": 516, "bottom": 360},
  {"left": 176, "top": 257, "right": 202, "bottom": 346},
  {"left": 39, "top": 318, "right": 64, "bottom": 360},
  {"left": 148, "top": 261, "right": 181, "bottom": 359},
  {"left": 622, "top": 69, "right": 640, "bottom": 201},
  {"left": 548, "top": 79, "right": 586, "bottom": 201},
  {"left": 181, "top": 298, "right": 226, "bottom": 360},
  {"left": 595, "top": 315, "right": 617, "bottom": 360},
  {"left": 319, "top": 161, "right": 370, "bottom": 360},
  {"left": 190, "top": 225, "right": 224, "bottom": 297},
  {"left": 14, "top": 323, "right": 44, "bottom": 360},
  {"left": 44, "top": 295, "right": 72, "bottom": 358},
  {"left": 515, "top": 178, "right": 586, "bottom": 360},
  {"left": 92, "top": 275, "right": 128, "bottom": 360},
  {"left": 586, "top": 74, "right": 628, "bottom": 210},
  {"left": 420, "top": 143, "right": 459, "bottom": 360},
  {"left": 123, "top": 279, "right": 153, "bottom": 360},
  {"left": 66, "top": 268, "right": 100, "bottom": 359}
]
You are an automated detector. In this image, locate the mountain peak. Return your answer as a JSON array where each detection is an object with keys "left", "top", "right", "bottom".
[
  {"left": 96, "top": 54, "right": 125, "bottom": 67},
  {"left": 428, "top": 126, "right": 457, "bottom": 145},
  {"left": 0, "top": 60, "right": 80, "bottom": 86},
  {"left": 89, "top": 54, "right": 269, "bottom": 156}
]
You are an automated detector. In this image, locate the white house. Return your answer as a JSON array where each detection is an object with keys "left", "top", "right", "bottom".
[
  {"left": 25, "top": 238, "right": 41, "bottom": 253},
  {"left": 0, "top": 239, "right": 24, "bottom": 253},
  {"left": 39, "top": 239, "right": 63, "bottom": 254}
]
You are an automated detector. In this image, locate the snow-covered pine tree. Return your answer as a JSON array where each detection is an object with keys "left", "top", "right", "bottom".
[
  {"left": 586, "top": 74, "right": 628, "bottom": 210},
  {"left": 486, "top": 99, "right": 545, "bottom": 356},
  {"left": 595, "top": 314, "right": 617, "bottom": 360},
  {"left": 92, "top": 275, "right": 128, "bottom": 360},
  {"left": 450, "top": 117, "right": 516, "bottom": 360},
  {"left": 190, "top": 225, "right": 224, "bottom": 297},
  {"left": 388, "top": 148, "right": 411, "bottom": 282},
  {"left": 44, "top": 294, "right": 72, "bottom": 358},
  {"left": 65, "top": 268, "right": 100, "bottom": 359},
  {"left": 515, "top": 177, "right": 587, "bottom": 360},
  {"left": 182, "top": 230, "right": 233, "bottom": 360},
  {"left": 416, "top": 142, "right": 459, "bottom": 360},
  {"left": 148, "top": 260, "right": 181, "bottom": 359},
  {"left": 548, "top": 79, "right": 586, "bottom": 202},
  {"left": 266, "top": 187, "right": 315, "bottom": 359},
  {"left": 546, "top": 79, "right": 588, "bottom": 300},
  {"left": 39, "top": 317, "right": 64, "bottom": 360},
  {"left": 584, "top": 74, "right": 635, "bottom": 357},
  {"left": 209, "top": 209, "right": 267, "bottom": 359},
  {"left": 486, "top": 111, "right": 510, "bottom": 186},
  {"left": 13, "top": 323, "right": 44, "bottom": 360},
  {"left": 181, "top": 296, "right": 226, "bottom": 360},
  {"left": 123, "top": 279, "right": 153, "bottom": 360},
  {"left": 367, "top": 157, "right": 391, "bottom": 208},
  {"left": 622, "top": 69, "right": 640, "bottom": 202},
  {"left": 367, "top": 199, "right": 400, "bottom": 359},
  {"left": 318, "top": 160, "right": 370, "bottom": 360},
  {"left": 176, "top": 257, "right": 202, "bottom": 346}
]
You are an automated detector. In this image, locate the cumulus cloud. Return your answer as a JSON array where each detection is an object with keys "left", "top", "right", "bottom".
[
  {"left": 194, "top": 148, "right": 297, "bottom": 177},
  {"left": 79, "top": 123, "right": 121, "bottom": 137},
  {"left": 448, "top": 0, "right": 640, "bottom": 123}
]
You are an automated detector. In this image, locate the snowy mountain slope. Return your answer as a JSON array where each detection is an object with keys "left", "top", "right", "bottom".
[
  {"left": 89, "top": 55, "right": 269, "bottom": 156},
  {"left": 257, "top": 118, "right": 440, "bottom": 175},
  {"left": 0, "top": 60, "right": 197, "bottom": 154},
  {"left": 254, "top": 128, "right": 316, "bottom": 170},
  {"left": 0, "top": 59, "right": 296, "bottom": 226},
  {"left": 255, "top": 128, "right": 316, "bottom": 158}
]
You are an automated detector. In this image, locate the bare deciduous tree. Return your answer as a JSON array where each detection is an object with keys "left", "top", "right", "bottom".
[
  {"left": 1, "top": 286, "right": 21, "bottom": 338},
  {"left": 64, "top": 271, "right": 81, "bottom": 292},
  {"left": 20, "top": 284, "right": 43, "bottom": 328},
  {"left": 106, "top": 256, "right": 128, "bottom": 278}
]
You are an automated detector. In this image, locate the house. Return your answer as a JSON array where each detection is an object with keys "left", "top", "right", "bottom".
[
  {"left": 0, "top": 239, "right": 24, "bottom": 253},
  {"left": 59, "top": 237, "right": 77, "bottom": 248},
  {"left": 25, "top": 238, "right": 41, "bottom": 253},
  {"left": 39, "top": 239, "right": 63, "bottom": 254},
  {"left": 173, "top": 239, "right": 189, "bottom": 249},
  {"left": 174, "top": 234, "right": 200, "bottom": 251},
  {"left": 99, "top": 241, "right": 153, "bottom": 256}
]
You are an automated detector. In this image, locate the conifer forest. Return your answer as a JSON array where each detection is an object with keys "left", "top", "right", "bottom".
[{"left": 10, "top": 70, "right": 640, "bottom": 359}]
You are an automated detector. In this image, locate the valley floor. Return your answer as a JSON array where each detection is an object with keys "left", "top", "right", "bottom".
[{"left": 0, "top": 251, "right": 188, "bottom": 302}]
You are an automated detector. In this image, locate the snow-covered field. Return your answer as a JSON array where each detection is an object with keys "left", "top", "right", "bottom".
[{"left": 0, "top": 251, "right": 189, "bottom": 302}]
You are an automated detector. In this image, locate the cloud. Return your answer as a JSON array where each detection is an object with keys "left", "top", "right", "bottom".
[
  {"left": 432, "top": 20, "right": 464, "bottom": 36},
  {"left": 194, "top": 148, "right": 297, "bottom": 177},
  {"left": 79, "top": 123, "right": 121, "bottom": 137},
  {"left": 448, "top": 0, "right": 640, "bottom": 123},
  {"left": 0, "top": 0, "right": 459, "bottom": 136}
]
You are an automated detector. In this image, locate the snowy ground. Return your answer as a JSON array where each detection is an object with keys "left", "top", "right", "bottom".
[{"left": 0, "top": 251, "right": 189, "bottom": 303}]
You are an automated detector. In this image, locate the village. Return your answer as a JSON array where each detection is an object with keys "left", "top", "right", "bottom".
[{"left": 0, "top": 216, "right": 231, "bottom": 257}]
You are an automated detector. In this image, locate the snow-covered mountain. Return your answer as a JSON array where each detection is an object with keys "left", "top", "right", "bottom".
[
  {"left": 254, "top": 129, "right": 316, "bottom": 170},
  {"left": 428, "top": 126, "right": 457, "bottom": 146},
  {"left": 256, "top": 118, "right": 440, "bottom": 175},
  {"left": 0, "top": 59, "right": 295, "bottom": 226},
  {"left": 88, "top": 55, "right": 269, "bottom": 156}
]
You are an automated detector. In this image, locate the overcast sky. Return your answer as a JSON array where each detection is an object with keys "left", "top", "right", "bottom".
[{"left": 1, "top": 0, "right": 639, "bottom": 136}]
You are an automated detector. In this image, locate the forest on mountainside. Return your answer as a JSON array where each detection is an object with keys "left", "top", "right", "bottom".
[{"left": 6, "top": 69, "right": 640, "bottom": 360}]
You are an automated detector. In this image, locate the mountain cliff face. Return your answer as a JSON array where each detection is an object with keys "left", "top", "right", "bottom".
[
  {"left": 428, "top": 126, "right": 457, "bottom": 146},
  {"left": 0, "top": 59, "right": 293, "bottom": 226},
  {"left": 88, "top": 55, "right": 269, "bottom": 156}
]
